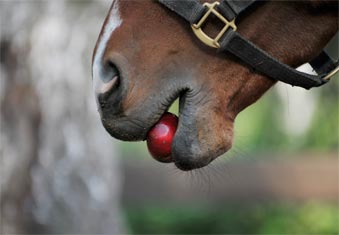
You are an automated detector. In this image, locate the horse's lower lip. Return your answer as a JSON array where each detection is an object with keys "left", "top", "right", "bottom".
[{"left": 169, "top": 91, "right": 218, "bottom": 171}]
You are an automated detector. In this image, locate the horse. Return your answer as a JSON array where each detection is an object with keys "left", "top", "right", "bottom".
[{"left": 92, "top": 0, "right": 338, "bottom": 171}]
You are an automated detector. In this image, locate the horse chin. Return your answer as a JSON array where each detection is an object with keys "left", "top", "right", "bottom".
[
  {"left": 171, "top": 92, "right": 234, "bottom": 171},
  {"left": 172, "top": 122, "right": 233, "bottom": 171}
]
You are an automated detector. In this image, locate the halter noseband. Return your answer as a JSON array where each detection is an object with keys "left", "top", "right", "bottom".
[{"left": 158, "top": 0, "right": 339, "bottom": 89}]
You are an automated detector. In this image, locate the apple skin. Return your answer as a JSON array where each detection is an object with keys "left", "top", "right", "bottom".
[{"left": 146, "top": 112, "right": 178, "bottom": 163}]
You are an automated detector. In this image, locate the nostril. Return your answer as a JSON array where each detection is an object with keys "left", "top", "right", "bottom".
[
  {"left": 105, "top": 61, "right": 120, "bottom": 83},
  {"left": 94, "top": 61, "right": 120, "bottom": 95}
]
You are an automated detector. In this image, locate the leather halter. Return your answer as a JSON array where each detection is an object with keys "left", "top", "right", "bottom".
[{"left": 158, "top": 0, "right": 339, "bottom": 89}]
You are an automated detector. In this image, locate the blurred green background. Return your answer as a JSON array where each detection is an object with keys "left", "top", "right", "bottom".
[{"left": 126, "top": 202, "right": 338, "bottom": 234}]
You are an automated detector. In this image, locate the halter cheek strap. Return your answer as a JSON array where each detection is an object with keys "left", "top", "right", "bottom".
[{"left": 158, "top": 0, "right": 339, "bottom": 89}]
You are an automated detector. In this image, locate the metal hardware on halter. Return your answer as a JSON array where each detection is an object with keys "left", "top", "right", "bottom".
[
  {"left": 191, "top": 2, "right": 237, "bottom": 48},
  {"left": 322, "top": 66, "right": 339, "bottom": 81}
]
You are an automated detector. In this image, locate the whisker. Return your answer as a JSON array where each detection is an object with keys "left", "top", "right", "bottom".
[
  {"left": 212, "top": 156, "right": 236, "bottom": 185},
  {"left": 202, "top": 166, "right": 212, "bottom": 194},
  {"left": 167, "top": 164, "right": 182, "bottom": 177},
  {"left": 208, "top": 158, "right": 227, "bottom": 184}
]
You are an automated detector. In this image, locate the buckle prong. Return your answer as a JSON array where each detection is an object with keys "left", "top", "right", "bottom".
[
  {"left": 191, "top": 2, "right": 237, "bottom": 48},
  {"left": 323, "top": 66, "right": 339, "bottom": 81}
]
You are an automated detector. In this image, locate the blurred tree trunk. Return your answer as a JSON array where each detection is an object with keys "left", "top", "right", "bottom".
[
  {"left": 1, "top": 39, "right": 41, "bottom": 234},
  {"left": 1, "top": 1, "right": 126, "bottom": 234}
]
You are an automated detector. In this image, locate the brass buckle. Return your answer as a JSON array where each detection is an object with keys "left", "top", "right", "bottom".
[
  {"left": 323, "top": 66, "right": 339, "bottom": 81},
  {"left": 191, "top": 2, "right": 237, "bottom": 49}
]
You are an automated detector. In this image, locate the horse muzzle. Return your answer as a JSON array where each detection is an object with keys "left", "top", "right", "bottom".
[{"left": 93, "top": 58, "right": 234, "bottom": 171}]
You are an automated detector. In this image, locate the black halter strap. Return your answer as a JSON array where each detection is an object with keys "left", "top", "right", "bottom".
[
  {"left": 218, "top": 0, "right": 255, "bottom": 20},
  {"left": 158, "top": 0, "right": 339, "bottom": 89}
]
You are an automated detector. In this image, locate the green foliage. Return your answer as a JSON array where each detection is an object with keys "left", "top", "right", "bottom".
[
  {"left": 234, "top": 77, "right": 338, "bottom": 155},
  {"left": 124, "top": 202, "right": 338, "bottom": 234},
  {"left": 233, "top": 89, "right": 286, "bottom": 154},
  {"left": 302, "top": 80, "right": 339, "bottom": 151}
]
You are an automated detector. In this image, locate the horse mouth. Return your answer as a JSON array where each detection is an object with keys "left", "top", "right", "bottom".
[{"left": 97, "top": 62, "right": 231, "bottom": 171}]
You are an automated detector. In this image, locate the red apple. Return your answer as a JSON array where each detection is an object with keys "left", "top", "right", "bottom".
[{"left": 147, "top": 112, "right": 178, "bottom": 163}]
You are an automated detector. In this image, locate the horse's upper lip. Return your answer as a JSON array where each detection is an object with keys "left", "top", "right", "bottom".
[{"left": 100, "top": 88, "right": 182, "bottom": 142}]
